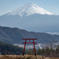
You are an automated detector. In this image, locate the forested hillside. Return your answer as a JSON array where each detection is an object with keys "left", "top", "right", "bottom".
[
  {"left": 0, "top": 41, "right": 23, "bottom": 55},
  {"left": 0, "top": 26, "right": 59, "bottom": 44}
]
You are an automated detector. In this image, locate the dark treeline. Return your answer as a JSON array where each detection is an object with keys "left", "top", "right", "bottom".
[
  {"left": 0, "top": 41, "right": 23, "bottom": 55},
  {"left": 0, "top": 41, "right": 59, "bottom": 57},
  {"left": 27, "top": 46, "right": 59, "bottom": 57}
]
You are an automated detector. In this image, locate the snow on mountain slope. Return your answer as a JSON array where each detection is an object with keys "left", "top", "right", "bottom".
[{"left": 8, "top": 3, "right": 53, "bottom": 17}]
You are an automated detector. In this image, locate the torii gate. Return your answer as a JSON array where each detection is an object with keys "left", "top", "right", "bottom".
[{"left": 22, "top": 38, "right": 37, "bottom": 56}]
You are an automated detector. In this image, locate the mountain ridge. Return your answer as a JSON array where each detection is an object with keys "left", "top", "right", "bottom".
[{"left": 0, "top": 26, "right": 59, "bottom": 44}]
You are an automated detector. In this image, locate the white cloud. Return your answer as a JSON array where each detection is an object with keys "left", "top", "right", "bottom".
[
  {"left": 9, "top": 11, "right": 11, "bottom": 12},
  {"left": 47, "top": 32, "right": 59, "bottom": 35}
]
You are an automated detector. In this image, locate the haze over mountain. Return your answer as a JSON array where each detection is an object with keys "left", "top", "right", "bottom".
[{"left": 0, "top": 3, "right": 59, "bottom": 33}]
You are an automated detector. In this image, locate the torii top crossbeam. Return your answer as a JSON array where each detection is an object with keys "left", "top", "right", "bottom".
[{"left": 22, "top": 38, "right": 37, "bottom": 40}]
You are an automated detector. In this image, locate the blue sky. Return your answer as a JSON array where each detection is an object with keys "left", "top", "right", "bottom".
[{"left": 0, "top": 0, "right": 59, "bottom": 15}]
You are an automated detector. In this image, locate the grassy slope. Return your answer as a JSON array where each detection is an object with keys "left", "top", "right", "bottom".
[{"left": 0, "top": 55, "right": 59, "bottom": 59}]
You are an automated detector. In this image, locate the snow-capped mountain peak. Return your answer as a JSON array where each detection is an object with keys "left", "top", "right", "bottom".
[{"left": 8, "top": 3, "right": 53, "bottom": 17}]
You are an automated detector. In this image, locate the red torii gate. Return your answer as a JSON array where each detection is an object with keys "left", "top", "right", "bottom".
[{"left": 22, "top": 38, "right": 37, "bottom": 56}]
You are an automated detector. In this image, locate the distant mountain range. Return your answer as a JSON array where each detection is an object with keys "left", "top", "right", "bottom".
[
  {"left": 0, "top": 26, "right": 59, "bottom": 45},
  {"left": 0, "top": 3, "right": 59, "bottom": 32}
]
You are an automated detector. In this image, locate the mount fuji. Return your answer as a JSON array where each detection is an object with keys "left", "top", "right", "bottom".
[
  {"left": 8, "top": 3, "right": 53, "bottom": 16},
  {"left": 0, "top": 3, "right": 59, "bottom": 32}
]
